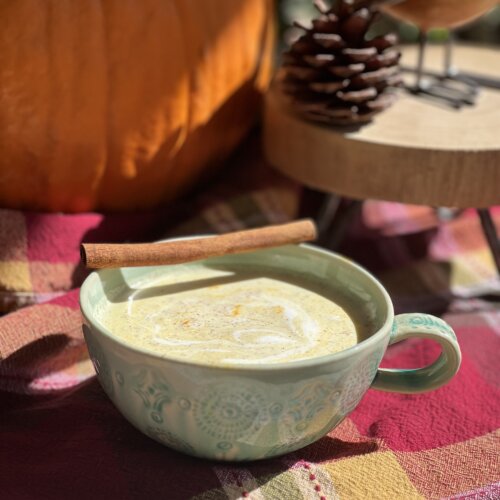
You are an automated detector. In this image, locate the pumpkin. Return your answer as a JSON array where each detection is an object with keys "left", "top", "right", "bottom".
[{"left": 0, "top": 0, "right": 274, "bottom": 212}]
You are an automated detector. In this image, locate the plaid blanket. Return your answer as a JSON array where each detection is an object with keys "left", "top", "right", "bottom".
[{"left": 1, "top": 143, "right": 499, "bottom": 499}]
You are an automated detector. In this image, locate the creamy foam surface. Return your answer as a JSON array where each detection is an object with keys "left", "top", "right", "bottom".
[{"left": 96, "top": 265, "right": 370, "bottom": 365}]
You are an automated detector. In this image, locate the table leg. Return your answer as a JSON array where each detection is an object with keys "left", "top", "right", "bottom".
[
  {"left": 316, "top": 193, "right": 342, "bottom": 239},
  {"left": 315, "top": 193, "right": 363, "bottom": 250},
  {"left": 477, "top": 208, "right": 500, "bottom": 275}
]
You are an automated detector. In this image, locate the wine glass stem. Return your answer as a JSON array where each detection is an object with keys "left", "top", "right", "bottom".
[
  {"left": 415, "top": 30, "right": 427, "bottom": 91},
  {"left": 444, "top": 32, "right": 454, "bottom": 77}
]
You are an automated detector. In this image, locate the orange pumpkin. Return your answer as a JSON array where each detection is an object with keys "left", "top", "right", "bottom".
[{"left": 0, "top": 0, "right": 274, "bottom": 212}]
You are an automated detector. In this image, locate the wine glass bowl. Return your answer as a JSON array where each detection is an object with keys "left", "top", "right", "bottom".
[{"left": 382, "top": 0, "right": 498, "bottom": 30}]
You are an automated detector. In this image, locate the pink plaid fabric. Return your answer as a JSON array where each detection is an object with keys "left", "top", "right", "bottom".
[{"left": 0, "top": 148, "right": 499, "bottom": 498}]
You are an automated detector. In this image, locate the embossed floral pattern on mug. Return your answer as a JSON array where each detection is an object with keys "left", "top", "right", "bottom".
[
  {"left": 82, "top": 324, "right": 114, "bottom": 397},
  {"left": 130, "top": 368, "right": 173, "bottom": 424},
  {"left": 279, "top": 379, "right": 342, "bottom": 444},
  {"left": 340, "top": 355, "right": 382, "bottom": 415},
  {"left": 146, "top": 426, "right": 195, "bottom": 455},
  {"left": 193, "top": 382, "right": 270, "bottom": 445}
]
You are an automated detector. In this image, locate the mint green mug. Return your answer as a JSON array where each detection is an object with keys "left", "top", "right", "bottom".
[{"left": 80, "top": 243, "right": 461, "bottom": 461}]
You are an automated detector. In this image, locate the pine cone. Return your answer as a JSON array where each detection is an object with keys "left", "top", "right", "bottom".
[{"left": 279, "top": 0, "right": 402, "bottom": 126}]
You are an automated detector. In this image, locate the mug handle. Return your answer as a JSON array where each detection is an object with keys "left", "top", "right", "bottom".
[{"left": 371, "top": 313, "right": 461, "bottom": 393}]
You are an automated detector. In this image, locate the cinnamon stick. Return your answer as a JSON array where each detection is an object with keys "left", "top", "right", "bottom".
[{"left": 81, "top": 219, "right": 317, "bottom": 269}]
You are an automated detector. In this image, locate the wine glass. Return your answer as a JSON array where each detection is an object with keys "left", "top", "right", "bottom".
[
  {"left": 383, "top": 0, "right": 498, "bottom": 31},
  {"left": 381, "top": 0, "right": 498, "bottom": 105}
]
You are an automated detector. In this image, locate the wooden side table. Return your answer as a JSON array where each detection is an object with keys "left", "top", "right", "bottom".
[{"left": 263, "top": 44, "right": 500, "bottom": 273}]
